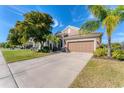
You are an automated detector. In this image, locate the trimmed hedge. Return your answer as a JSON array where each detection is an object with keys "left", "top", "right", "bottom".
[
  {"left": 112, "top": 43, "right": 121, "bottom": 50},
  {"left": 37, "top": 46, "right": 50, "bottom": 53},
  {"left": 41, "top": 46, "right": 50, "bottom": 53},
  {"left": 94, "top": 48, "right": 107, "bottom": 57},
  {"left": 94, "top": 47, "right": 124, "bottom": 60},
  {"left": 112, "top": 50, "right": 124, "bottom": 60}
]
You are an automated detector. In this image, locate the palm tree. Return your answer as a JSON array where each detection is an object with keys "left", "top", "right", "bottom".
[
  {"left": 45, "top": 34, "right": 60, "bottom": 48},
  {"left": 80, "top": 20, "right": 100, "bottom": 34},
  {"left": 81, "top": 5, "right": 124, "bottom": 58}
]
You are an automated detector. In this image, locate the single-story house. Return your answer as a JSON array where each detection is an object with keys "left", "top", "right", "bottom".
[{"left": 56, "top": 25, "right": 103, "bottom": 53}]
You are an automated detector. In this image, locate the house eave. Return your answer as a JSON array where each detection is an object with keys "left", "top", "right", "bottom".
[{"left": 64, "top": 33, "right": 103, "bottom": 40}]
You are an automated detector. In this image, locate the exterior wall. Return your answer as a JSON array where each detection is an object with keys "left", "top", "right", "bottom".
[
  {"left": 57, "top": 26, "right": 102, "bottom": 52},
  {"left": 68, "top": 28, "right": 79, "bottom": 36},
  {"left": 64, "top": 28, "right": 79, "bottom": 36},
  {"left": 96, "top": 37, "right": 102, "bottom": 47}
]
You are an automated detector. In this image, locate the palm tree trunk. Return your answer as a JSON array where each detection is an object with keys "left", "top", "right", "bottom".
[
  {"left": 38, "top": 41, "right": 43, "bottom": 50},
  {"left": 107, "top": 36, "right": 112, "bottom": 58},
  {"left": 32, "top": 40, "right": 36, "bottom": 48}
]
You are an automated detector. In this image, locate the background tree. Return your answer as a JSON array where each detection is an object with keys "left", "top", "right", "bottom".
[
  {"left": 7, "top": 28, "right": 21, "bottom": 46},
  {"left": 80, "top": 5, "right": 124, "bottom": 58},
  {"left": 23, "top": 11, "right": 54, "bottom": 49},
  {"left": 0, "top": 42, "right": 11, "bottom": 48},
  {"left": 45, "top": 34, "right": 60, "bottom": 46},
  {"left": 7, "top": 11, "right": 54, "bottom": 50},
  {"left": 0, "top": 43, "right": 6, "bottom": 48}
]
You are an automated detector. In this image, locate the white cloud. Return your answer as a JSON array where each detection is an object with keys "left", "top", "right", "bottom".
[
  {"left": 52, "top": 19, "right": 64, "bottom": 28},
  {"left": 102, "top": 36, "right": 124, "bottom": 44},
  {"left": 112, "top": 37, "right": 124, "bottom": 43},
  {"left": 0, "top": 20, "right": 12, "bottom": 28},
  {"left": 87, "top": 14, "right": 97, "bottom": 20},
  {"left": 107, "top": 5, "right": 117, "bottom": 10},
  {"left": 72, "top": 14, "right": 96, "bottom": 23},
  {"left": 7, "top": 5, "right": 32, "bottom": 16},
  {"left": 71, "top": 6, "right": 97, "bottom": 23},
  {"left": 88, "top": 14, "right": 94, "bottom": 19},
  {"left": 116, "top": 32, "right": 124, "bottom": 36},
  {"left": 59, "top": 22, "right": 64, "bottom": 27},
  {"left": 8, "top": 6, "right": 25, "bottom": 13},
  {"left": 8, "top": 8, "right": 23, "bottom": 16},
  {"left": 71, "top": 6, "right": 86, "bottom": 22},
  {"left": 52, "top": 19, "right": 59, "bottom": 28},
  {"left": 72, "top": 14, "right": 96, "bottom": 22},
  {"left": 72, "top": 16, "right": 85, "bottom": 22}
]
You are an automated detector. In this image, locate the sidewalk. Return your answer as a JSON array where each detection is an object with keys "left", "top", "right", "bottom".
[{"left": 0, "top": 50, "right": 17, "bottom": 88}]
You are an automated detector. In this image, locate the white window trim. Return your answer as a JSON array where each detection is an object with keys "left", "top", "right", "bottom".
[{"left": 66, "top": 38, "right": 97, "bottom": 51}]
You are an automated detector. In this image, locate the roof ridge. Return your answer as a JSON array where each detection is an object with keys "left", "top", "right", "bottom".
[
  {"left": 62, "top": 25, "right": 79, "bottom": 33},
  {"left": 67, "top": 25, "right": 80, "bottom": 29},
  {"left": 55, "top": 25, "right": 80, "bottom": 35}
]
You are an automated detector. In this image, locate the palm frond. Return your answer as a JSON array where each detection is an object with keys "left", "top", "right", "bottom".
[
  {"left": 88, "top": 5, "right": 108, "bottom": 21},
  {"left": 113, "top": 6, "right": 124, "bottom": 21},
  {"left": 102, "top": 15, "right": 120, "bottom": 36},
  {"left": 80, "top": 20, "right": 100, "bottom": 34}
]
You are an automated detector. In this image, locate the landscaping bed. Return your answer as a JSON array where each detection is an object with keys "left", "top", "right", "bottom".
[
  {"left": 2, "top": 49, "right": 49, "bottom": 63},
  {"left": 70, "top": 58, "right": 124, "bottom": 88},
  {"left": 93, "top": 43, "right": 124, "bottom": 61}
]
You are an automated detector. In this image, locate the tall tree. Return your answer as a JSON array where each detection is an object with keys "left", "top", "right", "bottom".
[
  {"left": 8, "top": 11, "right": 54, "bottom": 50},
  {"left": 80, "top": 5, "right": 124, "bottom": 58},
  {"left": 7, "top": 28, "right": 21, "bottom": 46}
]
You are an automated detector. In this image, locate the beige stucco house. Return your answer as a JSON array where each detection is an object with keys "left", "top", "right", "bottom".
[{"left": 56, "top": 25, "right": 102, "bottom": 53}]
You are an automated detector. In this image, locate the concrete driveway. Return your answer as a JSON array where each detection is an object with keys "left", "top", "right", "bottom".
[{"left": 1, "top": 52, "right": 92, "bottom": 88}]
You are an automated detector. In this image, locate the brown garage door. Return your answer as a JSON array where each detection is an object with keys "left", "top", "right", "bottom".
[{"left": 68, "top": 40, "right": 94, "bottom": 53}]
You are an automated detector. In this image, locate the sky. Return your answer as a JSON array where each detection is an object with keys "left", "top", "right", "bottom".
[{"left": 0, "top": 5, "right": 124, "bottom": 43}]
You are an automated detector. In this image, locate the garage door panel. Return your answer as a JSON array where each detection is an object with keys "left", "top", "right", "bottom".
[{"left": 68, "top": 40, "right": 94, "bottom": 53}]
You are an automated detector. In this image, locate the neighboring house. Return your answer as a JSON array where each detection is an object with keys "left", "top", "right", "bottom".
[
  {"left": 28, "top": 37, "right": 54, "bottom": 50},
  {"left": 56, "top": 25, "right": 103, "bottom": 53}
]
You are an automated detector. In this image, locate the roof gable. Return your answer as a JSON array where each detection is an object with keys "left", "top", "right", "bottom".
[{"left": 62, "top": 25, "right": 79, "bottom": 33}]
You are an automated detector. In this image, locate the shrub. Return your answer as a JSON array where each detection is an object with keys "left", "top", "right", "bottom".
[
  {"left": 112, "top": 50, "right": 124, "bottom": 60},
  {"left": 41, "top": 46, "right": 50, "bottom": 53},
  {"left": 94, "top": 48, "right": 107, "bottom": 57},
  {"left": 100, "top": 43, "right": 121, "bottom": 51},
  {"left": 112, "top": 43, "right": 121, "bottom": 50},
  {"left": 100, "top": 44, "right": 107, "bottom": 48}
]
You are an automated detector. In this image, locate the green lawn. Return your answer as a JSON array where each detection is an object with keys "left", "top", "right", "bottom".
[
  {"left": 70, "top": 58, "right": 124, "bottom": 88},
  {"left": 2, "top": 49, "right": 49, "bottom": 63}
]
